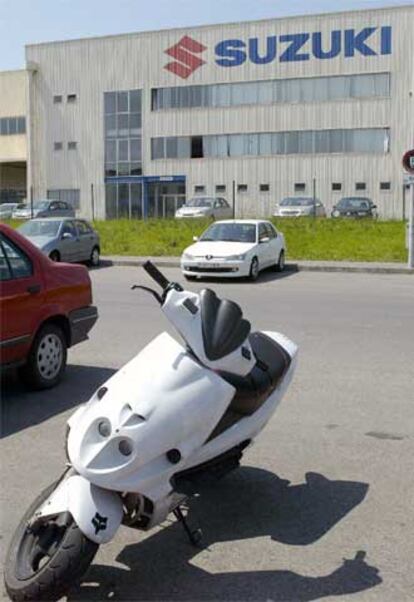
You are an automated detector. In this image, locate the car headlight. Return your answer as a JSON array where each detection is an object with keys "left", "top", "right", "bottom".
[
  {"left": 225, "top": 254, "right": 247, "bottom": 261},
  {"left": 182, "top": 252, "right": 194, "bottom": 260}
]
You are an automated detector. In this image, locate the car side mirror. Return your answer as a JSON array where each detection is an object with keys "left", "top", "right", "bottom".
[
  {"left": 260, "top": 237, "right": 270, "bottom": 244},
  {"left": 193, "top": 236, "right": 198, "bottom": 242},
  {"left": 62, "top": 232, "right": 73, "bottom": 240}
]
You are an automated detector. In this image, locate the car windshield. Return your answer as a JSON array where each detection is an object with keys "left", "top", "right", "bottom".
[
  {"left": 185, "top": 198, "right": 214, "bottom": 208},
  {"left": 19, "top": 220, "right": 61, "bottom": 237},
  {"left": 338, "top": 198, "right": 370, "bottom": 209},
  {"left": 280, "top": 197, "right": 314, "bottom": 206},
  {"left": 200, "top": 223, "right": 256, "bottom": 243},
  {"left": 33, "top": 201, "right": 50, "bottom": 209}
]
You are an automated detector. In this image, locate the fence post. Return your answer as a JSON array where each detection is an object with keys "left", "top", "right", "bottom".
[{"left": 91, "top": 183, "right": 95, "bottom": 221}]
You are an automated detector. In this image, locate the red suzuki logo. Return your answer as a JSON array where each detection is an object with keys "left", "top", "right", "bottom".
[{"left": 164, "top": 36, "right": 207, "bottom": 79}]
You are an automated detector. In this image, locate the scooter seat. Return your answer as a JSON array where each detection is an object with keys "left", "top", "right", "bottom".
[{"left": 219, "top": 332, "right": 291, "bottom": 416}]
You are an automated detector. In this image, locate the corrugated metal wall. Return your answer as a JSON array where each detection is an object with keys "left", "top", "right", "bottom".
[{"left": 26, "top": 5, "right": 414, "bottom": 219}]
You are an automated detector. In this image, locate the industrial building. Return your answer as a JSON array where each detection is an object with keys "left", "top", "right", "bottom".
[{"left": 1, "top": 4, "right": 413, "bottom": 219}]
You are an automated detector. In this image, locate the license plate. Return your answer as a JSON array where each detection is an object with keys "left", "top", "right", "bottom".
[{"left": 197, "top": 263, "right": 221, "bottom": 268}]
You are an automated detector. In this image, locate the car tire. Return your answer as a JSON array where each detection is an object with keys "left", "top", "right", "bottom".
[
  {"left": 89, "top": 246, "right": 100, "bottom": 267},
  {"left": 249, "top": 257, "right": 259, "bottom": 281},
  {"left": 20, "top": 323, "right": 67, "bottom": 390},
  {"left": 49, "top": 250, "right": 60, "bottom": 262},
  {"left": 275, "top": 250, "right": 285, "bottom": 272}
]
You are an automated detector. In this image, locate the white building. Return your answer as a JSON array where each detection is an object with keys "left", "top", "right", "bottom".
[{"left": 2, "top": 4, "right": 414, "bottom": 219}]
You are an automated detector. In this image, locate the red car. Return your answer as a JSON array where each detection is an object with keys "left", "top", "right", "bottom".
[{"left": 0, "top": 224, "right": 98, "bottom": 389}]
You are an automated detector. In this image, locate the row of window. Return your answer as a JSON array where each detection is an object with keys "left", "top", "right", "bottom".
[
  {"left": 54, "top": 141, "right": 78, "bottom": 151},
  {"left": 152, "top": 72, "right": 390, "bottom": 111},
  {"left": 193, "top": 181, "right": 392, "bottom": 195},
  {"left": 151, "top": 128, "right": 389, "bottom": 160},
  {"left": 0, "top": 116, "right": 26, "bottom": 136},
  {"left": 53, "top": 94, "right": 77, "bottom": 104}
]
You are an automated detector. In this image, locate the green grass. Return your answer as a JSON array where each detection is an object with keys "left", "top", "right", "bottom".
[{"left": 3, "top": 217, "right": 407, "bottom": 262}]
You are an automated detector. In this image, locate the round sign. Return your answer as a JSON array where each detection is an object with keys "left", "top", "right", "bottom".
[{"left": 402, "top": 149, "right": 414, "bottom": 174}]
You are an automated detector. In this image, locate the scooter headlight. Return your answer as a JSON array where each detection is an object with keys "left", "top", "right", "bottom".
[{"left": 98, "top": 419, "right": 111, "bottom": 438}]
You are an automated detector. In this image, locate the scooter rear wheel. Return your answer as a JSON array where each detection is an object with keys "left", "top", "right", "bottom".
[{"left": 4, "top": 481, "right": 99, "bottom": 602}]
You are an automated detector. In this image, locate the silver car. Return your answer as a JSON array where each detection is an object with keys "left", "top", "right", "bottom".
[
  {"left": 12, "top": 200, "right": 75, "bottom": 219},
  {"left": 175, "top": 197, "right": 233, "bottom": 219},
  {"left": 0, "top": 203, "right": 19, "bottom": 219},
  {"left": 18, "top": 218, "right": 100, "bottom": 266},
  {"left": 273, "top": 197, "right": 326, "bottom": 217}
]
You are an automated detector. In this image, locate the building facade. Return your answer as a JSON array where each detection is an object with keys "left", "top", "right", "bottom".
[
  {"left": 17, "top": 5, "right": 414, "bottom": 218},
  {"left": 0, "top": 70, "right": 27, "bottom": 204}
]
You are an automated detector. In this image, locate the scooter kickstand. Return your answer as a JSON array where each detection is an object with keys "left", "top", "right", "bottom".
[{"left": 173, "top": 506, "right": 203, "bottom": 547}]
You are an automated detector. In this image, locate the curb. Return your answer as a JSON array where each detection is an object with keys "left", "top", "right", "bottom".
[{"left": 102, "top": 257, "right": 414, "bottom": 275}]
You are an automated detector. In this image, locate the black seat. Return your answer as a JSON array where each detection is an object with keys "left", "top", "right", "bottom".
[{"left": 219, "top": 332, "right": 292, "bottom": 416}]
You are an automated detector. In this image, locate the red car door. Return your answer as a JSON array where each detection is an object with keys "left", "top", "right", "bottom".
[{"left": 0, "top": 231, "right": 44, "bottom": 366}]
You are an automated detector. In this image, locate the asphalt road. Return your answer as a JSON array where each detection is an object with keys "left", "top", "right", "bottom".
[{"left": 1, "top": 266, "right": 413, "bottom": 601}]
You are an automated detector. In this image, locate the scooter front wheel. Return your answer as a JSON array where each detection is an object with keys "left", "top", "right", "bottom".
[{"left": 4, "top": 481, "right": 99, "bottom": 602}]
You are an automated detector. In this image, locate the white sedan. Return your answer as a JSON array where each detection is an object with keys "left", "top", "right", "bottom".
[{"left": 181, "top": 220, "right": 286, "bottom": 281}]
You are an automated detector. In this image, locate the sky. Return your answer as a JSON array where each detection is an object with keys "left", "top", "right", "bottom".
[{"left": 0, "top": 0, "right": 412, "bottom": 71}]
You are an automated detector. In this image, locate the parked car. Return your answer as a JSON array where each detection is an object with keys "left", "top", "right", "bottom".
[
  {"left": 175, "top": 197, "right": 233, "bottom": 220},
  {"left": 12, "top": 200, "right": 75, "bottom": 219},
  {"left": 273, "top": 197, "right": 326, "bottom": 217},
  {"left": 0, "top": 203, "right": 19, "bottom": 219},
  {"left": 18, "top": 218, "right": 100, "bottom": 265},
  {"left": 181, "top": 219, "right": 285, "bottom": 281},
  {"left": 0, "top": 224, "right": 98, "bottom": 388},
  {"left": 331, "top": 197, "right": 377, "bottom": 218}
]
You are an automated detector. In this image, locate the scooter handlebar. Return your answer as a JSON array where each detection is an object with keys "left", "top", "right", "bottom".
[{"left": 143, "top": 261, "right": 170, "bottom": 290}]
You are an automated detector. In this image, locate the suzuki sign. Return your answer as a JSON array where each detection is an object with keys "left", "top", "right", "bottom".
[{"left": 164, "top": 26, "right": 392, "bottom": 78}]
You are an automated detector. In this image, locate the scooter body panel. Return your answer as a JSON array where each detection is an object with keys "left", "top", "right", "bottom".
[{"left": 68, "top": 332, "right": 235, "bottom": 498}]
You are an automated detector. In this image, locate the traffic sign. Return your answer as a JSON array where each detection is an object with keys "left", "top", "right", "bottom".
[{"left": 402, "top": 149, "right": 414, "bottom": 174}]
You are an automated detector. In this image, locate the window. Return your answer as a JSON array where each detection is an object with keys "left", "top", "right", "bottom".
[
  {"left": 76, "top": 220, "right": 92, "bottom": 234},
  {"left": 380, "top": 181, "right": 391, "bottom": 191},
  {"left": 295, "top": 183, "right": 306, "bottom": 192},
  {"left": 151, "top": 128, "right": 389, "bottom": 160},
  {"left": 47, "top": 189, "right": 80, "bottom": 209},
  {"left": 53, "top": 95, "right": 62, "bottom": 103},
  {"left": 238, "top": 184, "right": 248, "bottom": 192},
  {"left": 54, "top": 142, "right": 63, "bottom": 151},
  {"left": 0, "top": 234, "right": 32, "bottom": 280},
  {"left": 152, "top": 72, "right": 390, "bottom": 111},
  {"left": 61, "top": 221, "right": 77, "bottom": 237},
  {"left": 215, "top": 185, "right": 226, "bottom": 193},
  {"left": 332, "top": 182, "right": 342, "bottom": 191},
  {"left": 68, "top": 141, "right": 77, "bottom": 150},
  {"left": 194, "top": 185, "right": 205, "bottom": 194},
  {"left": 355, "top": 182, "right": 366, "bottom": 191},
  {"left": 264, "top": 223, "right": 276, "bottom": 239},
  {"left": 258, "top": 223, "right": 268, "bottom": 241},
  {"left": 260, "top": 184, "right": 270, "bottom": 192},
  {"left": 0, "top": 116, "right": 26, "bottom": 136},
  {"left": 104, "top": 89, "right": 142, "bottom": 177},
  {"left": 67, "top": 94, "right": 77, "bottom": 103},
  {"left": 191, "top": 136, "right": 203, "bottom": 158}
]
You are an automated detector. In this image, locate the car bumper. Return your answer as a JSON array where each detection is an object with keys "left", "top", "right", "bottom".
[
  {"left": 181, "top": 260, "right": 250, "bottom": 278},
  {"left": 69, "top": 306, "right": 98, "bottom": 346}
]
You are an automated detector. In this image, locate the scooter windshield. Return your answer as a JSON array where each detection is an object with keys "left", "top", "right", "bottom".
[{"left": 199, "top": 289, "right": 251, "bottom": 361}]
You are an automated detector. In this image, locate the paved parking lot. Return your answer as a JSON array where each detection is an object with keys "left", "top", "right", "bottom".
[{"left": 1, "top": 267, "right": 413, "bottom": 601}]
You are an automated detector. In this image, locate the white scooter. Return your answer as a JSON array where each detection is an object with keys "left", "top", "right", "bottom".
[{"left": 5, "top": 262, "right": 298, "bottom": 602}]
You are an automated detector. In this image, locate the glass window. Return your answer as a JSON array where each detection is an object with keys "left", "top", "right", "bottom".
[
  {"left": 166, "top": 137, "right": 178, "bottom": 159},
  {"left": 61, "top": 221, "right": 77, "bottom": 237},
  {"left": 380, "top": 181, "right": 391, "bottom": 190},
  {"left": 355, "top": 182, "right": 366, "bottom": 191},
  {"left": 129, "top": 113, "right": 141, "bottom": 134},
  {"left": 104, "top": 92, "right": 116, "bottom": 114},
  {"left": 17, "top": 117, "right": 26, "bottom": 134},
  {"left": 332, "top": 183, "right": 342, "bottom": 191},
  {"left": 216, "top": 185, "right": 226, "bottom": 193},
  {"left": 151, "top": 138, "right": 164, "bottom": 159},
  {"left": 294, "top": 183, "right": 306, "bottom": 192},
  {"left": 0, "top": 118, "right": 8, "bottom": 135},
  {"left": 130, "top": 138, "right": 141, "bottom": 161},
  {"left": 76, "top": 220, "right": 92, "bottom": 234},
  {"left": 118, "top": 139, "right": 129, "bottom": 162},
  {"left": 68, "top": 141, "right": 77, "bottom": 150},
  {"left": 8, "top": 118, "right": 17, "bottom": 135},
  {"left": 194, "top": 185, "right": 205, "bottom": 193},
  {"left": 260, "top": 184, "right": 270, "bottom": 192},
  {"left": 54, "top": 142, "right": 63, "bottom": 151},
  {"left": 105, "top": 114, "right": 117, "bottom": 137},
  {"left": 151, "top": 72, "right": 390, "bottom": 111},
  {"left": 237, "top": 184, "right": 248, "bottom": 192},
  {"left": 0, "top": 234, "right": 32, "bottom": 280},
  {"left": 129, "top": 90, "right": 141, "bottom": 113},
  {"left": 105, "top": 184, "right": 118, "bottom": 219},
  {"left": 117, "top": 114, "right": 129, "bottom": 137},
  {"left": 105, "top": 140, "right": 116, "bottom": 163},
  {"left": 117, "top": 91, "right": 128, "bottom": 113},
  {"left": 67, "top": 94, "right": 77, "bottom": 103},
  {"left": 53, "top": 95, "right": 62, "bottom": 104}
]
